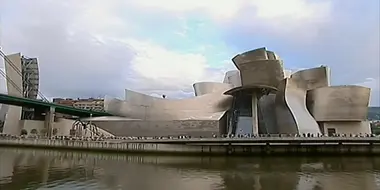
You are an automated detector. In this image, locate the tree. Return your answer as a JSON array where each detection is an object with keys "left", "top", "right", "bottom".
[
  {"left": 30, "top": 129, "right": 38, "bottom": 135},
  {"left": 20, "top": 129, "right": 28, "bottom": 136},
  {"left": 40, "top": 128, "right": 47, "bottom": 136},
  {"left": 53, "top": 128, "right": 58, "bottom": 136}
]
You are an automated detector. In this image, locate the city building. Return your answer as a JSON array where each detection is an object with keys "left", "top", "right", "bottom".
[
  {"left": 53, "top": 98, "right": 104, "bottom": 112},
  {"left": 2, "top": 53, "right": 110, "bottom": 137},
  {"left": 87, "top": 47, "right": 372, "bottom": 137},
  {"left": 52, "top": 98, "right": 104, "bottom": 119},
  {"left": 52, "top": 98, "right": 76, "bottom": 107},
  {"left": 1, "top": 48, "right": 372, "bottom": 137},
  {"left": 20, "top": 56, "right": 39, "bottom": 100},
  {"left": 2, "top": 53, "right": 40, "bottom": 134},
  {"left": 73, "top": 98, "right": 104, "bottom": 112}
]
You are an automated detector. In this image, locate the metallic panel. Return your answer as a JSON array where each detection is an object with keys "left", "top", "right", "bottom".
[
  {"left": 193, "top": 82, "right": 233, "bottom": 96},
  {"left": 232, "top": 47, "right": 268, "bottom": 68},
  {"left": 3, "top": 53, "right": 23, "bottom": 135},
  {"left": 307, "top": 85, "right": 370, "bottom": 121},
  {"left": 105, "top": 89, "right": 233, "bottom": 121},
  {"left": 275, "top": 78, "right": 321, "bottom": 134},
  {"left": 231, "top": 47, "right": 284, "bottom": 90},
  {"left": 238, "top": 60, "right": 285, "bottom": 89},
  {"left": 291, "top": 66, "right": 331, "bottom": 90},
  {"left": 4, "top": 53, "right": 23, "bottom": 97},
  {"left": 266, "top": 50, "right": 281, "bottom": 60},
  {"left": 227, "top": 47, "right": 285, "bottom": 135},
  {"left": 223, "top": 70, "right": 241, "bottom": 87},
  {"left": 0, "top": 104, "right": 8, "bottom": 121},
  {"left": 258, "top": 94, "right": 278, "bottom": 134},
  {"left": 232, "top": 47, "right": 282, "bottom": 68}
]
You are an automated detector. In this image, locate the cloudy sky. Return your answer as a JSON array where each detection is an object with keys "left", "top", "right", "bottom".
[{"left": 0, "top": 0, "right": 379, "bottom": 105}]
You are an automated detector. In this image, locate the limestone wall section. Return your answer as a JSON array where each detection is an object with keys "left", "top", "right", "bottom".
[{"left": 92, "top": 120, "right": 220, "bottom": 137}]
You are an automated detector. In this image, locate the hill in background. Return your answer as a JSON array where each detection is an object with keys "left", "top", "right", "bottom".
[{"left": 368, "top": 107, "right": 380, "bottom": 120}]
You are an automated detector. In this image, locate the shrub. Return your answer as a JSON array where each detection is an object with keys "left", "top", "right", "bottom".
[
  {"left": 30, "top": 129, "right": 38, "bottom": 135},
  {"left": 20, "top": 129, "right": 28, "bottom": 136},
  {"left": 53, "top": 128, "right": 58, "bottom": 135}
]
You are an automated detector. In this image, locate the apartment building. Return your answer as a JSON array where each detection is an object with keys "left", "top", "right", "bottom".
[
  {"left": 53, "top": 98, "right": 104, "bottom": 112},
  {"left": 73, "top": 99, "right": 104, "bottom": 111}
]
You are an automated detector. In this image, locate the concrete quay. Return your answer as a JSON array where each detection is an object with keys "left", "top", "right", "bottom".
[{"left": 1, "top": 137, "right": 380, "bottom": 156}]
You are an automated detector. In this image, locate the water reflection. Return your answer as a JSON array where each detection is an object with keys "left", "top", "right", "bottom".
[{"left": 1, "top": 148, "right": 380, "bottom": 190}]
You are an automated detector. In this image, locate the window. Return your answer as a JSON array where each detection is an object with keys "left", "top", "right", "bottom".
[{"left": 327, "top": 128, "right": 336, "bottom": 137}]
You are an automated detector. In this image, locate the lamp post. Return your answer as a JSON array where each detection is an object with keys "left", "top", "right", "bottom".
[{"left": 89, "top": 112, "right": 93, "bottom": 138}]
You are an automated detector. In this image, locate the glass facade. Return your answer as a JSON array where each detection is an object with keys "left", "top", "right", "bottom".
[{"left": 227, "top": 93, "right": 254, "bottom": 135}]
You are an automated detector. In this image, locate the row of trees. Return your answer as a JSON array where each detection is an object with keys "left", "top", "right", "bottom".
[{"left": 20, "top": 128, "right": 58, "bottom": 136}]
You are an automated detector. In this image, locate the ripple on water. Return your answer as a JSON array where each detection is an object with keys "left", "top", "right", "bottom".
[{"left": 1, "top": 148, "right": 380, "bottom": 190}]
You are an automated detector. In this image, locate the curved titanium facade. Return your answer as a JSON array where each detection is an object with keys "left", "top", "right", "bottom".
[
  {"left": 273, "top": 66, "right": 332, "bottom": 134},
  {"left": 106, "top": 90, "right": 232, "bottom": 120},
  {"left": 223, "top": 70, "right": 241, "bottom": 87},
  {"left": 230, "top": 47, "right": 285, "bottom": 91},
  {"left": 238, "top": 60, "right": 285, "bottom": 88},
  {"left": 97, "top": 47, "right": 372, "bottom": 137},
  {"left": 307, "top": 85, "right": 371, "bottom": 121},
  {"left": 193, "top": 82, "right": 233, "bottom": 96},
  {"left": 226, "top": 47, "right": 285, "bottom": 135},
  {"left": 258, "top": 94, "right": 278, "bottom": 134},
  {"left": 3, "top": 53, "right": 23, "bottom": 135},
  {"left": 232, "top": 47, "right": 281, "bottom": 67},
  {"left": 291, "top": 66, "right": 331, "bottom": 90},
  {"left": 102, "top": 87, "right": 233, "bottom": 137},
  {"left": 275, "top": 78, "right": 321, "bottom": 134}
]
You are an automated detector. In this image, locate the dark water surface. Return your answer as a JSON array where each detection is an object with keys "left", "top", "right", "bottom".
[{"left": 1, "top": 148, "right": 380, "bottom": 190}]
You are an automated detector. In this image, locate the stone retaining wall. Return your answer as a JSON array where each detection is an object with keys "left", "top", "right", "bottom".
[{"left": 1, "top": 139, "right": 380, "bottom": 156}]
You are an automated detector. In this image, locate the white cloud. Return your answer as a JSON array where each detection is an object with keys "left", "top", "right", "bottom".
[
  {"left": 247, "top": 0, "right": 332, "bottom": 41},
  {"left": 284, "top": 69, "right": 293, "bottom": 78},
  {"left": 68, "top": 0, "right": 132, "bottom": 37},
  {"left": 357, "top": 78, "right": 379, "bottom": 89},
  {"left": 134, "top": 0, "right": 243, "bottom": 21},
  {"left": 133, "top": 0, "right": 331, "bottom": 23},
  {"left": 2, "top": 0, "right": 377, "bottom": 106},
  {"left": 118, "top": 38, "right": 223, "bottom": 90},
  {"left": 133, "top": 0, "right": 332, "bottom": 40},
  {"left": 249, "top": 0, "right": 331, "bottom": 20},
  {"left": 1, "top": 0, "right": 231, "bottom": 99}
]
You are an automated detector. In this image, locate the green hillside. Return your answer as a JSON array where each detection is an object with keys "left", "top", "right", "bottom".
[{"left": 368, "top": 107, "right": 380, "bottom": 120}]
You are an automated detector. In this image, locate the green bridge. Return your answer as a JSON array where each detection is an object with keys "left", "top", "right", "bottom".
[{"left": 0, "top": 93, "right": 113, "bottom": 117}]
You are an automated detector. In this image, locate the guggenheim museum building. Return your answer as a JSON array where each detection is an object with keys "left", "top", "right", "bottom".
[{"left": 88, "top": 47, "right": 372, "bottom": 137}]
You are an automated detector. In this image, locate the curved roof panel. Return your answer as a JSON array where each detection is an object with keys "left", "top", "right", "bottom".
[
  {"left": 307, "top": 85, "right": 370, "bottom": 121},
  {"left": 106, "top": 89, "right": 233, "bottom": 121}
]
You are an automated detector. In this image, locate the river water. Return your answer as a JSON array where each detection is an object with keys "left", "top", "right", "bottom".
[{"left": 1, "top": 148, "right": 380, "bottom": 190}]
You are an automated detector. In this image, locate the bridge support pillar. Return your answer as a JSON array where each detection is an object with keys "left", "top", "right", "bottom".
[{"left": 44, "top": 107, "right": 55, "bottom": 137}]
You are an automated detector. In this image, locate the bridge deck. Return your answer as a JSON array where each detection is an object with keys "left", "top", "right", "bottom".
[{"left": 0, "top": 93, "right": 113, "bottom": 117}]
